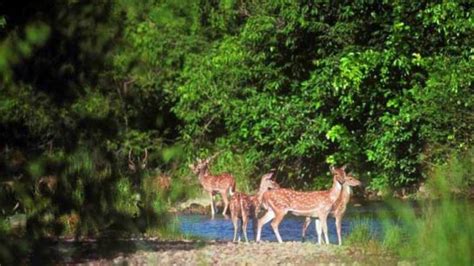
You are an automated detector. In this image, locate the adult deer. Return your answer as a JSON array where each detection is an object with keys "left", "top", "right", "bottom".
[
  {"left": 128, "top": 148, "right": 149, "bottom": 190},
  {"left": 128, "top": 148, "right": 148, "bottom": 172},
  {"left": 255, "top": 166, "right": 349, "bottom": 243},
  {"left": 189, "top": 152, "right": 236, "bottom": 219},
  {"left": 301, "top": 172, "right": 361, "bottom": 245},
  {"left": 230, "top": 172, "right": 280, "bottom": 242}
]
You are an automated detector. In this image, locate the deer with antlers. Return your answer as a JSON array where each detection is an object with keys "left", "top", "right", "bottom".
[
  {"left": 127, "top": 148, "right": 149, "bottom": 190},
  {"left": 189, "top": 152, "right": 236, "bottom": 219},
  {"left": 255, "top": 166, "right": 352, "bottom": 243},
  {"left": 301, "top": 172, "right": 361, "bottom": 245},
  {"left": 230, "top": 172, "right": 280, "bottom": 242},
  {"left": 128, "top": 148, "right": 148, "bottom": 172}
]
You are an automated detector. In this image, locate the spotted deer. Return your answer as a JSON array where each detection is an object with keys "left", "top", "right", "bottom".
[
  {"left": 301, "top": 172, "right": 361, "bottom": 245},
  {"left": 189, "top": 153, "right": 236, "bottom": 219},
  {"left": 230, "top": 172, "right": 280, "bottom": 242},
  {"left": 256, "top": 166, "right": 349, "bottom": 243}
]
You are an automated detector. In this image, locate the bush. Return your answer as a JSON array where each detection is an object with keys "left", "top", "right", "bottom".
[{"left": 346, "top": 218, "right": 377, "bottom": 245}]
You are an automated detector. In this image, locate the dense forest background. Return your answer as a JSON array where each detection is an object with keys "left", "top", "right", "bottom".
[{"left": 0, "top": 0, "right": 472, "bottom": 260}]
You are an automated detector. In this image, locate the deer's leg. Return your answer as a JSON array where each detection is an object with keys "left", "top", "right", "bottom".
[
  {"left": 320, "top": 214, "right": 330, "bottom": 244},
  {"left": 242, "top": 214, "right": 249, "bottom": 242},
  {"left": 336, "top": 216, "right": 342, "bottom": 246},
  {"left": 252, "top": 215, "right": 258, "bottom": 241},
  {"left": 221, "top": 190, "right": 229, "bottom": 217},
  {"left": 256, "top": 209, "right": 275, "bottom": 242},
  {"left": 231, "top": 210, "right": 239, "bottom": 242},
  {"left": 271, "top": 210, "right": 286, "bottom": 243},
  {"left": 302, "top": 217, "right": 311, "bottom": 242},
  {"left": 209, "top": 192, "right": 215, "bottom": 219},
  {"left": 315, "top": 218, "right": 323, "bottom": 244}
]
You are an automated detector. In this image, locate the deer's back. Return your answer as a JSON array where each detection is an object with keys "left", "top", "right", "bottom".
[
  {"left": 200, "top": 173, "right": 235, "bottom": 192},
  {"left": 263, "top": 188, "right": 333, "bottom": 214}
]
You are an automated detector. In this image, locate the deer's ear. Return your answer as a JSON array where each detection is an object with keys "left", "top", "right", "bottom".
[
  {"left": 333, "top": 173, "right": 343, "bottom": 183},
  {"left": 329, "top": 166, "right": 335, "bottom": 173},
  {"left": 341, "top": 164, "right": 348, "bottom": 171}
]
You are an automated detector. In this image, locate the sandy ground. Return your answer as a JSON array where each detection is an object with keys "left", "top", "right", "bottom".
[{"left": 74, "top": 240, "right": 400, "bottom": 266}]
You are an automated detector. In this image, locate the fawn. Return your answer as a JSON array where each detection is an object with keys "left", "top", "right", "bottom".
[
  {"left": 229, "top": 172, "right": 280, "bottom": 242},
  {"left": 256, "top": 166, "right": 350, "bottom": 243},
  {"left": 189, "top": 153, "right": 236, "bottom": 219},
  {"left": 301, "top": 172, "right": 361, "bottom": 245}
]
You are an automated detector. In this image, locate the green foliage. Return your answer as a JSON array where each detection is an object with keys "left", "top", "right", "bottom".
[
  {"left": 0, "top": 1, "right": 192, "bottom": 261},
  {"left": 115, "top": 177, "right": 140, "bottom": 216},
  {"left": 379, "top": 149, "right": 474, "bottom": 264},
  {"left": 0, "top": 1, "right": 473, "bottom": 262},
  {"left": 427, "top": 147, "right": 474, "bottom": 197},
  {"left": 173, "top": 0, "right": 473, "bottom": 189},
  {"left": 381, "top": 224, "right": 404, "bottom": 251},
  {"left": 0, "top": 22, "right": 50, "bottom": 81}
]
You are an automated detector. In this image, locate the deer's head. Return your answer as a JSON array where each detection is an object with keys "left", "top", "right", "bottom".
[
  {"left": 330, "top": 165, "right": 348, "bottom": 184},
  {"left": 188, "top": 151, "right": 221, "bottom": 176},
  {"left": 258, "top": 172, "right": 280, "bottom": 192},
  {"left": 128, "top": 148, "right": 148, "bottom": 172},
  {"left": 343, "top": 172, "right": 362, "bottom": 187},
  {"left": 330, "top": 165, "right": 362, "bottom": 187}
]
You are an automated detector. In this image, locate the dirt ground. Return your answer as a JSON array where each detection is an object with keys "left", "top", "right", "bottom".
[{"left": 75, "top": 240, "right": 401, "bottom": 266}]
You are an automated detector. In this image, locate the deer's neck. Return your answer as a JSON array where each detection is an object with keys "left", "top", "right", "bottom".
[
  {"left": 256, "top": 188, "right": 269, "bottom": 205},
  {"left": 338, "top": 184, "right": 352, "bottom": 204},
  {"left": 198, "top": 167, "right": 211, "bottom": 181},
  {"left": 343, "top": 184, "right": 352, "bottom": 198},
  {"left": 328, "top": 179, "right": 343, "bottom": 202},
  {"left": 333, "top": 184, "right": 352, "bottom": 215}
]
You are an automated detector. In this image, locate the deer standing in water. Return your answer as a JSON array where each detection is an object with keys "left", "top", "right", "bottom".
[
  {"left": 230, "top": 172, "right": 280, "bottom": 242},
  {"left": 301, "top": 172, "right": 361, "bottom": 245},
  {"left": 256, "top": 166, "right": 350, "bottom": 243},
  {"left": 189, "top": 153, "right": 236, "bottom": 219}
]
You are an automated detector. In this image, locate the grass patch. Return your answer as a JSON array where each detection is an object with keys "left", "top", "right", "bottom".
[
  {"left": 348, "top": 149, "right": 474, "bottom": 265},
  {"left": 345, "top": 218, "right": 377, "bottom": 245}
]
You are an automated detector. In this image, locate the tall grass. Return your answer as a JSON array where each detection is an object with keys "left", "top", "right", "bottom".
[
  {"left": 345, "top": 218, "right": 378, "bottom": 245},
  {"left": 382, "top": 148, "right": 474, "bottom": 265}
]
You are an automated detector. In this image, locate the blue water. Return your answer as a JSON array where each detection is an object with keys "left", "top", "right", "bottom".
[{"left": 179, "top": 202, "right": 388, "bottom": 243}]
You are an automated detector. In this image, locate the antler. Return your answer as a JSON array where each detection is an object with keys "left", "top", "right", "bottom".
[
  {"left": 140, "top": 148, "right": 148, "bottom": 169},
  {"left": 128, "top": 148, "right": 148, "bottom": 171},
  {"left": 128, "top": 149, "right": 136, "bottom": 171},
  {"left": 204, "top": 150, "right": 222, "bottom": 164}
]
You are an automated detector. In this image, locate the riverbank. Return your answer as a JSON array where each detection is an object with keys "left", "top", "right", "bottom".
[{"left": 58, "top": 240, "right": 400, "bottom": 265}]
